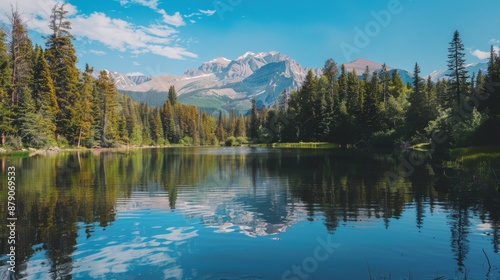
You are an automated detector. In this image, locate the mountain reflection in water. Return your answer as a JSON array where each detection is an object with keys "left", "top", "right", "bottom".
[{"left": 1, "top": 147, "right": 499, "bottom": 279}]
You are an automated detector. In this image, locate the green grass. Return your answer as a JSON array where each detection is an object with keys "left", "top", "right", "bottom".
[
  {"left": 450, "top": 145, "right": 500, "bottom": 161},
  {"left": 249, "top": 142, "right": 340, "bottom": 148},
  {"left": 0, "top": 150, "right": 30, "bottom": 158}
]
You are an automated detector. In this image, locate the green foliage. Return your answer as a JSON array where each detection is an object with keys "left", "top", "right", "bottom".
[
  {"left": 45, "top": 4, "right": 81, "bottom": 143},
  {"left": 167, "top": 85, "right": 177, "bottom": 105},
  {"left": 446, "top": 30, "right": 469, "bottom": 114},
  {"left": 5, "top": 135, "right": 23, "bottom": 150},
  {"left": 179, "top": 136, "right": 193, "bottom": 146},
  {"left": 3, "top": 23, "right": 498, "bottom": 152},
  {"left": 406, "top": 63, "right": 431, "bottom": 134},
  {"left": 17, "top": 89, "right": 56, "bottom": 148}
]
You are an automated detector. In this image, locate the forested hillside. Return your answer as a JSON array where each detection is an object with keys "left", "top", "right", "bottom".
[{"left": 1, "top": 4, "right": 499, "bottom": 151}]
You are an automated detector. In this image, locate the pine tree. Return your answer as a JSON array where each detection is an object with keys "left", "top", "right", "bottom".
[
  {"left": 361, "top": 66, "right": 383, "bottom": 136},
  {"left": 76, "top": 64, "right": 95, "bottom": 146},
  {"left": 235, "top": 115, "right": 246, "bottom": 138},
  {"left": 124, "top": 96, "right": 142, "bottom": 145},
  {"left": 168, "top": 85, "right": 178, "bottom": 105},
  {"left": 216, "top": 110, "right": 226, "bottom": 141},
  {"left": 0, "top": 29, "right": 14, "bottom": 143},
  {"left": 32, "top": 46, "right": 58, "bottom": 117},
  {"left": 338, "top": 65, "right": 348, "bottom": 102},
  {"left": 9, "top": 7, "right": 33, "bottom": 108},
  {"left": 95, "top": 70, "right": 119, "bottom": 146},
  {"left": 150, "top": 108, "right": 164, "bottom": 144},
  {"left": 45, "top": 3, "right": 81, "bottom": 143},
  {"left": 406, "top": 63, "right": 429, "bottom": 134},
  {"left": 317, "top": 76, "right": 332, "bottom": 141},
  {"left": 446, "top": 30, "right": 469, "bottom": 113},
  {"left": 17, "top": 88, "right": 55, "bottom": 147},
  {"left": 425, "top": 75, "right": 438, "bottom": 119},
  {"left": 250, "top": 98, "right": 259, "bottom": 140},
  {"left": 297, "top": 70, "right": 318, "bottom": 141},
  {"left": 277, "top": 89, "right": 288, "bottom": 111},
  {"left": 161, "top": 101, "right": 175, "bottom": 143},
  {"left": 390, "top": 70, "right": 405, "bottom": 98},
  {"left": 484, "top": 46, "right": 500, "bottom": 117},
  {"left": 380, "top": 63, "right": 390, "bottom": 105},
  {"left": 229, "top": 109, "right": 236, "bottom": 137}
]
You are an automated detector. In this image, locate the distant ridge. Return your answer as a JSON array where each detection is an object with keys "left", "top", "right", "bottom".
[{"left": 104, "top": 52, "right": 421, "bottom": 113}]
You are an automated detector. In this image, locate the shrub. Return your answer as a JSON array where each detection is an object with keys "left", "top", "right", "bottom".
[
  {"left": 179, "top": 136, "right": 193, "bottom": 146},
  {"left": 5, "top": 136, "right": 23, "bottom": 150}
]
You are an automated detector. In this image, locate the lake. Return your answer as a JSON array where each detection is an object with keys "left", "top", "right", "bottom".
[{"left": 1, "top": 147, "right": 499, "bottom": 279}]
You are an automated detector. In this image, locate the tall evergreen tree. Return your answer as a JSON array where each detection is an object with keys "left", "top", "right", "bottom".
[
  {"left": 390, "top": 70, "right": 405, "bottom": 98},
  {"left": 484, "top": 46, "right": 500, "bottom": 117},
  {"left": 168, "top": 85, "right": 178, "bottom": 105},
  {"left": 32, "top": 46, "right": 58, "bottom": 116},
  {"left": 297, "top": 70, "right": 318, "bottom": 141},
  {"left": 235, "top": 115, "right": 246, "bottom": 138},
  {"left": 0, "top": 29, "right": 14, "bottom": 143},
  {"left": 446, "top": 30, "right": 469, "bottom": 113},
  {"left": 406, "top": 63, "right": 430, "bottom": 134},
  {"left": 45, "top": 3, "right": 81, "bottom": 142},
  {"left": 250, "top": 98, "right": 259, "bottom": 140},
  {"left": 8, "top": 7, "right": 33, "bottom": 108},
  {"left": 380, "top": 63, "right": 390, "bottom": 105},
  {"left": 17, "top": 88, "right": 55, "bottom": 147},
  {"left": 95, "top": 70, "right": 119, "bottom": 146},
  {"left": 77, "top": 64, "right": 95, "bottom": 146}
]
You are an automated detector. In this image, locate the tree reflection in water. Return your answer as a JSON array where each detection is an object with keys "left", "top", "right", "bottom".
[{"left": 0, "top": 147, "right": 499, "bottom": 278}]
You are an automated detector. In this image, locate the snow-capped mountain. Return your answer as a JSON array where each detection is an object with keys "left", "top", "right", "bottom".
[
  {"left": 427, "top": 62, "right": 488, "bottom": 82},
  {"left": 91, "top": 71, "right": 151, "bottom": 90},
  {"left": 114, "top": 51, "right": 323, "bottom": 113},
  {"left": 109, "top": 52, "right": 411, "bottom": 114},
  {"left": 126, "top": 72, "right": 152, "bottom": 85}
]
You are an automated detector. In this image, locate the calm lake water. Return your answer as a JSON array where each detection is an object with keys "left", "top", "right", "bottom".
[{"left": 1, "top": 147, "right": 500, "bottom": 280}]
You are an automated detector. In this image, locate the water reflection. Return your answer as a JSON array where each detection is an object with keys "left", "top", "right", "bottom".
[{"left": 0, "top": 147, "right": 499, "bottom": 279}]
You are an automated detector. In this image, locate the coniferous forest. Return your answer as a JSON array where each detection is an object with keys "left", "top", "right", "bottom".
[{"left": 1, "top": 4, "right": 500, "bottom": 153}]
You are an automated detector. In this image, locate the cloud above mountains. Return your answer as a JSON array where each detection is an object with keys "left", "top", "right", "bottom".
[
  {"left": 469, "top": 45, "right": 500, "bottom": 60},
  {"left": 0, "top": 0, "right": 215, "bottom": 60}
]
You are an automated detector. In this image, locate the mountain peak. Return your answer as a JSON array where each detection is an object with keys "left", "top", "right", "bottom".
[
  {"left": 237, "top": 51, "right": 256, "bottom": 60},
  {"left": 204, "top": 57, "right": 231, "bottom": 66},
  {"left": 344, "top": 58, "right": 393, "bottom": 74}
]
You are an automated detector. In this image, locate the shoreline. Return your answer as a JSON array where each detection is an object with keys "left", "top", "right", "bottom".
[{"left": 0, "top": 144, "right": 177, "bottom": 157}]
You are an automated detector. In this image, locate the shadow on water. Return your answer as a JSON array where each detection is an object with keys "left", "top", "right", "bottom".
[{"left": 0, "top": 147, "right": 499, "bottom": 278}]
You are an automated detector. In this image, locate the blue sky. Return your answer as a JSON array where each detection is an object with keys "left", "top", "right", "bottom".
[{"left": 1, "top": 0, "right": 499, "bottom": 76}]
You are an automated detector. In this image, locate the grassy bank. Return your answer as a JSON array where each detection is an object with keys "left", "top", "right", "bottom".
[
  {"left": 450, "top": 146, "right": 500, "bottom": 161},
  {"left": 248, "top": 142, "right": 340, "bottom": 149}
]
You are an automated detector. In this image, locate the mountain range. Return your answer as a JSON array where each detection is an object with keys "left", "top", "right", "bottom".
[{"left": 103, "top": 52, "right": 486, "bottom": 114}]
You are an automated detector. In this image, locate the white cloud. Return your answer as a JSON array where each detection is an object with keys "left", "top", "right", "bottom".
[
  {"left": 146, "top": 45, "right": 197, "bottom": 60},
  {"left": 199, "top": 9, "right": 216, "bottom": 16},
  {"left": 1, "top": 0, "right": 197, "bottom": 60},
  {"left": 158, "top": 10, "right": 185, "bottom": 27},
  {"left": 470, "top": 46, "right": 500, "bottom": 60},
  {"left": 132, "top": 61, "right": 140, "bottom": 66},
  {"left": 70, "top": 12, "right": 195, "bottom": 59},
  {"left": 90, "top": 50, "right": 107, "bottom": 56},
  {"left": 189, "top": 20, "right": 196, "bottom": 24},
  {"left": 470, "top": 49, "right": 490, "bottom": 60},
  {"left": 0, "top": 0, "right": 77, "bottom": 33},
  {"left": 119, "top": 0, "right": 158, "bottom": 10},
  {"left": 489, "top": 39, "right": 500, "bottom": 44},
  {"left": 185, "top": 12, "right": 201, "bottom": 18}
]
